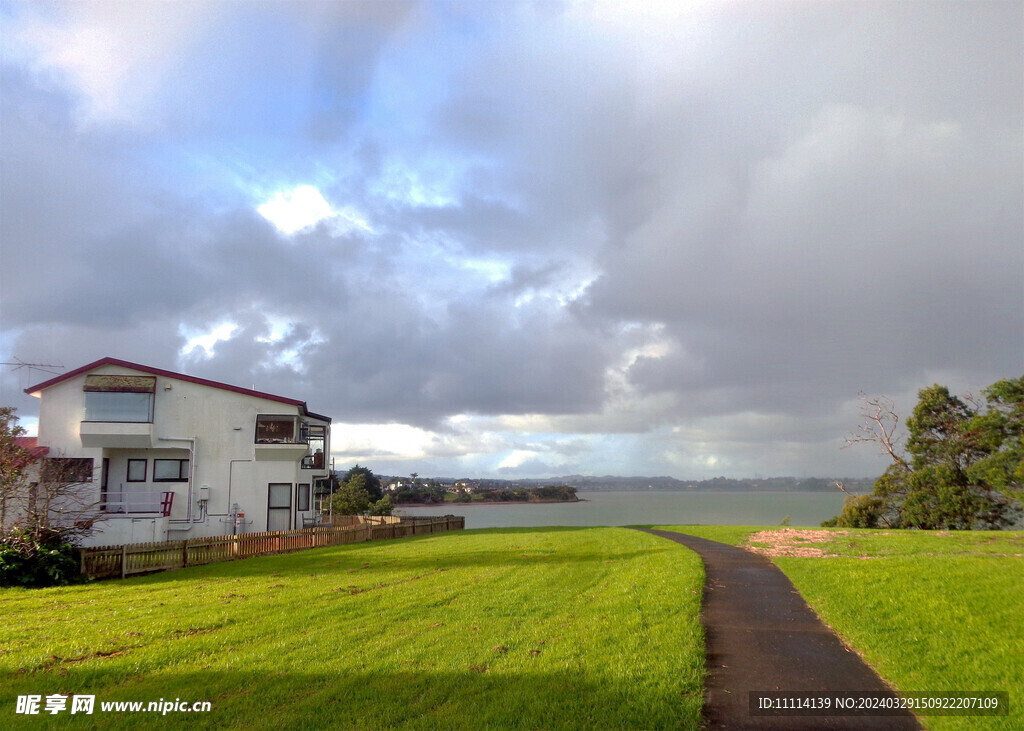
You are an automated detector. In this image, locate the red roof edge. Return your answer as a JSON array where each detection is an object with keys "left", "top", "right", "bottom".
[
  {"left": 24, "top": 357, "right": 329, "bottom": 421},
  {"left": 13, "top": 436, "right": 49, "bottom": 460}
]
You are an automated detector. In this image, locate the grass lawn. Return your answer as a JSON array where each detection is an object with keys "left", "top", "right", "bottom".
[
  {"left": 655, "top": 525, "right": 1024, "bottom": 730},
  {"left": 2, "top": 527, "right": 704, "bottom": 729}
]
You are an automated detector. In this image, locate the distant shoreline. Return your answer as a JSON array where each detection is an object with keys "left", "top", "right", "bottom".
[{"left": 396, "top": 498, "right": 582, "bottom": 507}]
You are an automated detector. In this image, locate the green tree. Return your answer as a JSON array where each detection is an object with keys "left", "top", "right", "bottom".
[
  {"left": 368, "top": 494, "right": 394, "bottom": 516},
  {"left": 825, "top": 377, "right": 1023, "bottom": 529},
  {"left": 342, "top": 465, "right": 383, "bottom": 501},
  {"left": 966, "top": 377, "right": 1024, "bottom": 501},
  {"left": 331, "top": 475, "right": 371, "bottom": 516}
]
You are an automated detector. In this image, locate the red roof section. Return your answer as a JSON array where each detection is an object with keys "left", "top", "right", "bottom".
[
  {"left": 24, "top": 357, "right": 330, "bottom": 422},
  {"left": 12, "top": 436, "right": 49, "bottom": 461}
]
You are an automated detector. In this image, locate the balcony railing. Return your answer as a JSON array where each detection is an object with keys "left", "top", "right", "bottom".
[
  {"left": 80, "top": 421, "right": 153, "bottom": 449},
  {"left": 301, "top": 452, "right": 326, "bottom": 469},
  {"left": 102, "top": 490, "right": 174, "bottom": 517}
]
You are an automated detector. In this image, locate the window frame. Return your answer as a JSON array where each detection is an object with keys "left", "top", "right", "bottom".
[
  {"left": 41, "top": 458, "right": 94, "bottom": 483},
  {"left": 153, "top": 459, "right": 189, "bottom": 482},
  {"left": 83, "top": 390, "right": 155, "bottom": 423},
  {"left": 82, "top": 376, "right": 156, "bottom": 423},
  {"left": 127, "top": 459, "right": 147, "bottom": 482},
  {"left": 255, "top": 415, "right": 299, "bottom": 444}
]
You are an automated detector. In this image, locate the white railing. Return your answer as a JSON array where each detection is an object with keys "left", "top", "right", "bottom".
[{"left": 102, "top": 489, "right": 174, "bottom": 516}]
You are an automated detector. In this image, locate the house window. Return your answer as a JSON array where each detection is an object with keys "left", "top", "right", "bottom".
[
  {"left": 83, "top": 375, "right": 155, "bottom": 423},
  {"left": 255, "top": 415, "right": 298, "bottom": 443},
  {"left": 41, "top": 458, "right": 94, "bottom": 483},
  {"left": 153, "top": 459, "right": 189, "bottom": 482},
  {"left": 127, "top": 459, "right": 147, "bottom": 482},
  {"left": 297, "top": 484, "right": 310, "bottom": 512}
]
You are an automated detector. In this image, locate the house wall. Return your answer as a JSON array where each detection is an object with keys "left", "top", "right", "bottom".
[{"left": 32, "top": 363, "right": 330, "bottom": 546}]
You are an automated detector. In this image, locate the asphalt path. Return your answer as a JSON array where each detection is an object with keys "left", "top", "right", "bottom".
[{"left": 634, "top": 528, "right": 921, "bottom": 730}]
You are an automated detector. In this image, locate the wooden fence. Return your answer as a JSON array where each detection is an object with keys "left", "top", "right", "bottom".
[
  {"left": 330, "top": 514, "right": 403, "bottom": 527},
  {"left": 78, "top": 515, "right": 465, "bottom": 580}
]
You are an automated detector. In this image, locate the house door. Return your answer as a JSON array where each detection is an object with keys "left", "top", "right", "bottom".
[{"left": 267, "top": 483, "right": 292, "bottom": 532}]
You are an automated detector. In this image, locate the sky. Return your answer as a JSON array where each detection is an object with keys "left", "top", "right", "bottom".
[{"left": 1, "top": 0, "right": 1021, "bottom": 480}]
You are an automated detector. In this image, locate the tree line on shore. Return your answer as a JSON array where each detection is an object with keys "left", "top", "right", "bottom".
[
  {"left": 446, "top": 484, "right": 579, "bottom": 504},
  {"left": 327, "top": 466, "right": 579, "bottom": 512}
]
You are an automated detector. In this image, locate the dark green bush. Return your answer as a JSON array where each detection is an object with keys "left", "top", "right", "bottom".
[{"left": 0, "top": 526, "right": 81, "bottom": 588}]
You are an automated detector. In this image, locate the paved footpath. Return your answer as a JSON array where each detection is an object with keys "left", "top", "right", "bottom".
[{"left": 635, "top": 528, "right": 920, "bottom": 730}]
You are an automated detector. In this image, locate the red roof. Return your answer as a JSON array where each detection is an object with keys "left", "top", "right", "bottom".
[
  {"left": 24, "top": 357, "right": 330, "bottom": 422},
  {"left": 12, "top": 436, "right": 49, "bottom": 461}
]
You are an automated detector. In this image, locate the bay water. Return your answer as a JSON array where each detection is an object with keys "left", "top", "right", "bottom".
[{"left": 395, "top": 489, "right": 848, "bottom": 529}]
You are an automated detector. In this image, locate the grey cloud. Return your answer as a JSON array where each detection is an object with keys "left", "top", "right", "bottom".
[
  {"left": 3, "top": 1, "right": 1021, "bottom": 479},
  {"left": 583, "top": 101, "right": 1022, "bottom": 420},
  {"left": 497, "top": 457, "right": 559, "bottom": 476}
]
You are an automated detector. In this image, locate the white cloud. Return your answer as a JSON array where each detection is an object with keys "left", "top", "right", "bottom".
[
  {"left": 179, "top": 322, "right": 238, "bottom": 359},
  {"left": 332, "top": 423, "right": 442, "bottom": 462},
  {"left": 451, "top": 256, "right": 511, "bottom": 283},
  {"left": 258, "top": 185, "right": 335, "bottom": 236},
  {"left": 11, "top": 1, "right": 220, "bottom": 126},
  {"left": 496, "top": 449, "right": 541, "bottom": 470},
  {"left": 330, "top": 206, "right": 375, "bottom": 236}
]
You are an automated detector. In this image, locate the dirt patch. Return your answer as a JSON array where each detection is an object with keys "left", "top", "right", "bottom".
[
  {"left": 32, "top": 648, "right": 131, "bottom": 672},
  {"left": 746, "top": 529, "right": 848, "bottom": 558},
  {"left": 170, "top": 627, "right": 220, "bottom": 638}
]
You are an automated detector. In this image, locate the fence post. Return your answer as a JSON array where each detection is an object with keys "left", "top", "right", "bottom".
[
  {"left": 120, "top": 544, "right": 127, "bottom": 579},
  {"left": 182, "top": 540, "right": 189, "bottom": 569}
]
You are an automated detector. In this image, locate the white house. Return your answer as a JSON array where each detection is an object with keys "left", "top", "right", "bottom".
[{"left": 24, "top": 357, "right": 332, "bottom": 546}]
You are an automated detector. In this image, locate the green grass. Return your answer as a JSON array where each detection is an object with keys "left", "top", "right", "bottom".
[
  {"left": 2, "top": 527, "right": 704, "bottom": 729},
  {"left": 655, "top": 525, "right": 1024, "bottom": 730}
]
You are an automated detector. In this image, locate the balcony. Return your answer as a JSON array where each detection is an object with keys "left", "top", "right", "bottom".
[
  {"left": 301, "top": 451, "right": 326, "bottom": 469},
  {"left": 255, "top": 442, "right": 310, "bottom": 461},
  {"left": 255, "top": 414, "right": 306, "bottom": 461},
  {"left": 81, "top": 421, "right": 153, "bottom": 449},
  {"left": 102, "top": 489, "right": 174, "bottom": 516},
  {"left": 81, "top": 380, "right": 154, "bottom": 448},
  {"left": 253, "top": 415, "right": 329, "bottom": 465}
]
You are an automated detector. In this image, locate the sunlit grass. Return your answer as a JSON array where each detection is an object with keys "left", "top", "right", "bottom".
[
  {"left": 655, "top": 525, "right": 1024, "bottom": 730},
  {"left": 2, "top": 527, "right": 704, "bottom": 729}
]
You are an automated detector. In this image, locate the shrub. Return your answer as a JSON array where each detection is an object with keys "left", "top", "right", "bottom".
[
  {"left": 368, "top": 494, "right": 394, "bottom": 516},
  {"left": 822, "top": 494, "right": 889, "bottom": 528},
  {"left": 0, "top": 526, "right": 82, "bottom": 588}
]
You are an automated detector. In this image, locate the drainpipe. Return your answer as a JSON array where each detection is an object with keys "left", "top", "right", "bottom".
[
  {"left": 329, "top": 456, "right": 335, "bottom": 525},
  {"left": 203, "top": 458, "right": 253, "bottom": 518},
  {"left": 157, "top": 436, "right": 197, "bottom": 524}
]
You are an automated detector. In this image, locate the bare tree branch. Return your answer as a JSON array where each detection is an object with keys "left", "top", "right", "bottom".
[
  {"left": 843, "top": 392, "right": 909, "bottom": 468},
  {"left": 30, "top": 455, "right": 106, "bottom": 542},
  {"left": 832, "top": 479, "right": 854, "bottom": 497},
  {"left": 831, "top": 479, "right": 895, "bottom": 528}
]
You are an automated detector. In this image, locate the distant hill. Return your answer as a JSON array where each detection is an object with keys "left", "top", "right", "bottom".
[
  {"left": 376, "top": 474, "right": 875, "bottom": 494},
  {"left": 532, "top": 475, "right": 875, "bottom": 493}
]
